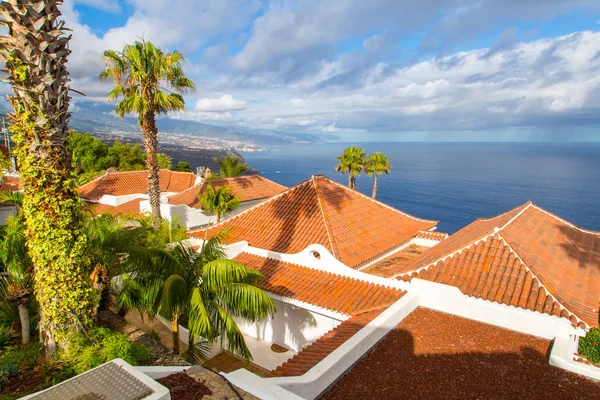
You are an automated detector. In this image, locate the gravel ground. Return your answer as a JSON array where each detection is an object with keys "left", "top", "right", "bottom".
[{"left": 323, "top": 308, "right": 600, "bottom": 400}]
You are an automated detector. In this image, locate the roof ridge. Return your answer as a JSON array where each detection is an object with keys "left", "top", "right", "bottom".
[
  {"left": 77, "top": 170, "right": 109, "bottom": 190},
  {"left": 312, "top": 176, "right": 338, "bottom": 257},
  {"left": 530, "top": 203, "right": 600, "bottom": 236},
  {"left": 496, "top": 201, "right": 533, "bottom": 231},
  {"left": 186, "top": 177, "right": 315, "bottom": 235},
  {"left": 477, "top": 201, "right": 532, "bottom": 222},
  {"left": 391, "top": 231, "right": 499, "bottom": 279},
  {"left": 317, "top": 175, "right": 438, "bottom": 224}
]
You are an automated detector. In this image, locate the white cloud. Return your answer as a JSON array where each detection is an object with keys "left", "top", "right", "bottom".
[
  {"left": 194, "top": 95, "right": 247, "bottom": 112},
  {"left": 73, "top": 0, "right": 121, "bottom": 13}
]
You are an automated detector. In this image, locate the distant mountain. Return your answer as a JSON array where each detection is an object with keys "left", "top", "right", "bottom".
[{"left": 67, "top": 101, "right": 332, "bottom": 146}]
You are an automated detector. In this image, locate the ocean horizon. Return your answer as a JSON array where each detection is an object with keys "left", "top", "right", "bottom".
[{"left": 241, "top": 142, "right": 600, "bottom": 234}]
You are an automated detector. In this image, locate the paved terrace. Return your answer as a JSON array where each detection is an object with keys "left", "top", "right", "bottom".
[{"left": 323, "top": 308, "right": 600, "bottom": 400}]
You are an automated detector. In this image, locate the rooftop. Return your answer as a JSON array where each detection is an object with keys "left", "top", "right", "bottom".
[
  {"left": 233, "top": 252, "right": 405, "bottom": 315},
  {"left": 167, "top": 175, "right": 287, "bottom": 209},
  {"left": 0, "top": 176, "right": 21, "bottom": 192},
  {"left": 323, "top": 307, "right": 600, "bottom": 400},
  {"left": 190, "top": 175, "right": 438, "bottom": 268},
  {"left": 78, "top": 169, "right": 197, "bottom": 200},
  {"left": 388, "top": 202, "right": 600, "bottom": 328},
  {"left": 89, "top": 198, "right": 144, "bottom": 217}
]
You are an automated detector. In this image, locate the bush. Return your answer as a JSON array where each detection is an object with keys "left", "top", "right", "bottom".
[
  {"left": 0, "top": 327, "right": 11, "bottom": 351},
  {"left": 579, "top": 327, "right": 600, "bottom": 364},
  {"left": 60, "top": 328, "right": 153, "bottom": 374},
  {"left": 0, "top": 342, "right": 42, "bottom": 371}
]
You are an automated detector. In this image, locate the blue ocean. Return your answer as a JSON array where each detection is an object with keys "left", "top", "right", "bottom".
[{"left": 241, "top": 143, "right": 600, "bottom": 234}]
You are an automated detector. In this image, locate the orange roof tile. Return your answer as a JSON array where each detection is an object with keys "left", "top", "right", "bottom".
[
  {"left": 267, "top": 308, "right": 385, "bottom": 377},
  {"left": 0, "top": 177, "right": 21, "bottom": 192},
  {"left": 190, "top": 175, "right": 438, "bottom": 268},
  {"left": 167, "top": 175, "right": 287, "bottom": 208},
  {"left": 416, "top": 230, "right": 448, "bottom": 241},
  {"left": 234, "top": 252, "right": 405, "bottom": 315},
  {"left": 78, "top": 169, "right": 197, "bottom": 200},
  {"left": 88, "top": 198, "right": 144, "bottom": 217},
  {"left": 394, "top": 202, "right": 599, "bottom": 328}
]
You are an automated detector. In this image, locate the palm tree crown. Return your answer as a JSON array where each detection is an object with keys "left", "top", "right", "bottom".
[
  {"left": 99, "top": 40, "right": 195, "bottom": 228},
  {"left": 365, "top": 152, "right": 392, "bottom": 199},
  {"left": 335, "top": 147, "right": 366, "bottom": 189},
  {"left": 215, "top": 156, "right": 249, "bottom": 178},
  {"left": 200, "top": 184, "right": 241, "bottom": 223},
  {"left": 118, "top": 236, "right": 275, "bottom": 360}
]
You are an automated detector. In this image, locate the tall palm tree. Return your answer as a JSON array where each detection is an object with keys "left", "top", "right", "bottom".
[
  {"left": 200, "top": 184, "right": 241, "bottom": 223},
  {"left": 0, "top": 0, "right": 98, "bottom": 356},
  {"left": 0, "top": 214, "right": 33, "bottom": 345},
  {"left": 335, "top": 147, "right": 367, "bottom": 189},
  {"left": 365, "top": 152, "right": 392, "bottom": 199},
  {"left": 99, "top": 40, "right": 195, "bottom": 228},
  {"left": 215, "top": 156, "right": 249, "bottom": 178},
  {"left": 117, "top": 236, "right": 275, "bottom": 359}
]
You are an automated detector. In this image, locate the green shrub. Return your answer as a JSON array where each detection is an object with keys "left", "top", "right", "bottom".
[
  {"left": 60, "top": 328, "right": 153, "bottom": 374},
  {"left": 579, "top": 327, "right": 600, "bottom": 364},
  {"left": 148, "top": 329, "right": 161, "bottom": 343},
  {"left": 0, "top": 342, "right": 42, "bottom": 371},
  {"left": 0, "top": 326, "right": 11, "bottom": 350}
]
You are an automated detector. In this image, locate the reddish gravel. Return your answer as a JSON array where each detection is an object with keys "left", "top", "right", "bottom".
[
  {"left": 156, "top": 372, "right": 212, "bottom": 400},
  {"left": 323, "top": 308, "right": 600, "bottom": 400}
]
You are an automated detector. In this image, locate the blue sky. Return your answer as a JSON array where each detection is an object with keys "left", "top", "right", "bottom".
[{"left": 43, "top": 1, "right": 600, "bottom": 141}]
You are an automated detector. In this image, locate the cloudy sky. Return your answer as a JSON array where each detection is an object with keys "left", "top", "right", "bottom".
[{"left": 36, "top": 1, "right": 600, "bottom": 140}]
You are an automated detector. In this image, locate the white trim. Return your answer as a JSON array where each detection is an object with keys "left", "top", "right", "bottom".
[
  {"left": 267, "top": 292, "right": 349, "bottom": 322},
  {"left": 498, "top": 201, "right": 533, "bottom": 230}
]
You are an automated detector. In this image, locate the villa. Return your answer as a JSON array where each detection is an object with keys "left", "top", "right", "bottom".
[
  {"left": 77, "top": 169, "right": 286, "bottom": 228},
  {"left": 28, "top": 174, "right": 600, "bottom": 399}
]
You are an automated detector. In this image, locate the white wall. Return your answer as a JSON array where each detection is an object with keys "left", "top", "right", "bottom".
[
  {"left": 0, "top": 205, "right": 17, "bottom": 225},
  {"left": 98, "top": 193, "right": 146, "bottom": 206},
  {"left": 235, "top": 297, "right": 344, "bottom": 353}
]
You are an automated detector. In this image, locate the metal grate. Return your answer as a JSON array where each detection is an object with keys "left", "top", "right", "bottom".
[{"left": 28, "top": 361, "right": 154, "bottom": 400}]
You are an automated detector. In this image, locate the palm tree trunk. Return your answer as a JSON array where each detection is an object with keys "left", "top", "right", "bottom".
[
  {"left": 172, "top": 314, "right": 180, "bottom": 354},
  {"left": 348, "top": 173, "right": 352, "bottom": 188},
  {"left": 141, "top": 98, "right": 162, "bottom": 229},
  {"left": 216, "top": 214, "right": 221, "bottom": 224},
  {"left": 17, "top": 303, "right": 30, "bottom": 345},
  {"left": 372, "top": 174, "right": 378, "bottom": 199}
]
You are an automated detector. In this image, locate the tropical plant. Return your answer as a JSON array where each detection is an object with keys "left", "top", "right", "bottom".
[
  {"left": 157, "top": 153, "right": 172, "bottom": 170},
  {"left": 199, "top": 184, "right": 240, "bottom": 224},
  {"left": 335, "top": 147, "right": 367, "bottom": 189},
  {"left": 0, "top": 1, "right": 98, "bottom": 356},
  {"left": 0, "top": 149, "right": 11, "bottom": 179},
  {"left": 117, "top": 235, "right": 275, "bottom": 360},
  {"left": 173, "top": 161, "right": 192, "bottom": 172},
  {"left": 579, "top": 327, "right": 600, "bottom": 364},
  {"left": 0, "top": 190, "right": 23, "bottom": 213},
  {"left": 100, "top": 40, "right": 195, "bottom": 228},
  {"left": 0, "top": 215, "right": 33, "bottom": 345},
  {"left": 215, "top": 156, "right": 249, "bottom": 178},
  {"left": 365, "top": 152, "right": 392, "bottom": 199}
]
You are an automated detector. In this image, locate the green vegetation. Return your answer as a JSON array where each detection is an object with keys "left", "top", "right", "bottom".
[
  {"left": 336, "top": 147, "right": 367, "bottom": 189},
  {"left": 1, "top": 1, "right": 98, "bottom": 356},
  {"left": 100, "top": 39, "right": 195, "bottom": 228},
  {"left": 365, "top": 152, "right": 392, "bottom": 199},
  {"left": 215, "top": 155, "right": 249, "bottom": 178},
  {"left": 117, "top": 233, "right": 275, "bottom": 360},
  {"left": 67, "top": 131, "right": 171, "bottom": 185},
  {"left": 579, "top": 327, "right": 600, "bottom": 364},
  {"left": 336, "top": 147, "right": 392, "bottom": 195},
  {"left": 173, "top": 161, "right": 193, "bottom": 172},
  {"left": 199, "top": 184, "right": 241, "bottom": 223}
]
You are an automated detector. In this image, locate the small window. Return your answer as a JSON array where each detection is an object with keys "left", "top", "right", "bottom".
[{"left": 310, "top": 250, "right": 321, "bottom": 259}]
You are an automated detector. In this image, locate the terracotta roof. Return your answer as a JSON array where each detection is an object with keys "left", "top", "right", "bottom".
[
  {"left": 167, "top": 175, "right": 287, "bottom": 208},
  {"left": 190, "top": 175, "right": 438, "bottom": 268},
  {"left": 0, "top": 177, "right": 21, "bottom": 192},
  {"left": 88, "top": 198, "right": 144, "bottom": 217},
  {"left": 267, "top": 308, "right": 386, "bottom": 377},
  {"left": 395, "top": 202, "right": 600, "bottom": 328},
  {"left": 361, "top": 245, "right": 428, "bottom": 278},
  {"left": 234, "top": 252, "right": 405, "bottom": 315},
  {"left": 78, "top": 169, "right": 197, "bottom": 200},
  {"left": 416, "top": 230, "right": 448, "bottom": 241}
]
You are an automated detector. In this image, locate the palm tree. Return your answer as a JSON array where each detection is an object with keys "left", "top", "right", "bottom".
[
  {"left": 365, "top": 152, "right": 392, "bottom": 199},
  {"left": 200, "top": 184, "right": 241, "bottom": 223},
  {"left": 0, "top": 0, "right": 98, "bottom": 356},
  {"left": 215, "top": 156, "right": 249, "bottom": 178},
  {"left": 117, "top": 235, "right": 275, "bottom": 359},
  {"left": 99, "top": 40, "right": 195, "bottom": 228},
  {"left": 335, "top": 147, "right": 367, "bottom": 189},
  {"left": 0, "top": 214, "right": 33, "bottom": 345}
]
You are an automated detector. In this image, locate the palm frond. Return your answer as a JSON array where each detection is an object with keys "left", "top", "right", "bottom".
[{"left": 217, "top": 283, "right": 276, "bottom": 321}]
